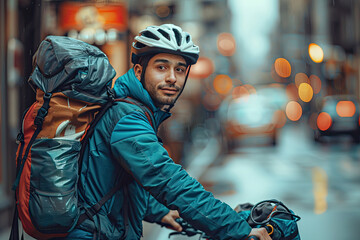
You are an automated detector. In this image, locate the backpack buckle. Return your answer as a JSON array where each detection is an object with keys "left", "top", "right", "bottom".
[
  {"left": 107, "top": 86, "right": 115, "bottom": 101},
  {"left": 34, "top": 107, "right": 48, "bottom": 126},
  {"left": 16, "top": 132, "right": 24, "bottom": 144}
]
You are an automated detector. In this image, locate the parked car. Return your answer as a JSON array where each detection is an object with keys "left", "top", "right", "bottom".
[{"left": 314, "top": 95, "right": 360, "bottom": 143}]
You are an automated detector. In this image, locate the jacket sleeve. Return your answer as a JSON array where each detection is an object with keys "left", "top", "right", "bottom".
[
  {"left": 143, "top": 195, "right": 169, "bottom": 223},
  {"left": 110, "top": 111, "right": 252, "bottom": 240}
]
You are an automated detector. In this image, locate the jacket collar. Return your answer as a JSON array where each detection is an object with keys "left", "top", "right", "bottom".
[{"left": 112, "top": 68, "right": 171, "bottom": 127}]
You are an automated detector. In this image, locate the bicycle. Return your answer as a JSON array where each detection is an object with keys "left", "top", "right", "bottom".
[{"left": 162, "top": 199, "right": 301, "bottom": 240}]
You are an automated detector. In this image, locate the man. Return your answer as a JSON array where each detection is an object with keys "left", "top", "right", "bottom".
[{"left": 67, "top": 24, "right": 271, "bottom": 240}]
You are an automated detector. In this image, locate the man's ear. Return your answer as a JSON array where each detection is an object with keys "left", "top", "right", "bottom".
[{"left": 134, "top": 64, "right": 142, "bottom": 81}]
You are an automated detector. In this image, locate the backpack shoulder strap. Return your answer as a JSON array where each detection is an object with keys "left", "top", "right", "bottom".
[
  {"left": 114, "top": 97, "right": 156, "bottom": 131},
  {"left": 76, "top": 96, "right": 155, "bottom": 239},
  {"left": 78, "top": 97, "right": 116, "bottom": 175}
]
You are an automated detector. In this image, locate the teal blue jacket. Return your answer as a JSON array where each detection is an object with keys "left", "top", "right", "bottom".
[{"left": 77, "top": 68, "right": 252, "bottom": 239}]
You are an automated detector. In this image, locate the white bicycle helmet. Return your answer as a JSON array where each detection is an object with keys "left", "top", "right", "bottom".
[{"left": 131, "top": 24, "right": 200, "bottom": 65}]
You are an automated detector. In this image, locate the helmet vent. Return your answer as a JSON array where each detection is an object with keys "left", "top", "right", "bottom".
[
  {"left": 172, "top": 28, "right": 182, "bottom": 47},
  {"left": 157, "top": 29, "right": 170, "bottom": 41},
  {"left": 186, "top": 35, "right": 190, "bottom": 43},
  {"left": 141, "top": 30, "right": 160, "bottom": 40},
  {"left": 134, "top": 41, "right": 146, "bottom": 49}
]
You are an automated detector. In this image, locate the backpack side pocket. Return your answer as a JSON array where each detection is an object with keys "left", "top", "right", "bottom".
[{"left": 28, "top": 138, "right": 81, "bottom": 233}]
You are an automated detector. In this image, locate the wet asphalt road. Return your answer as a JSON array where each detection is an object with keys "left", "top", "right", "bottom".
[{"left": 143, "top": 121, "right": 360, "bottom": 240}]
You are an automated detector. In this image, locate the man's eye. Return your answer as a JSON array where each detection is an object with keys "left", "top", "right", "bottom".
[
  {"left": 176, "top": 68, "right": 185, "bottom": 73},
  {"left": 158, "top": 65, "right": 166, "bottom": 70}
]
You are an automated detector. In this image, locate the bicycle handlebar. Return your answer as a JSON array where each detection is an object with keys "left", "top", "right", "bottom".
[{"left": 162, "top": 218, "right": 264, "bottom": 240}]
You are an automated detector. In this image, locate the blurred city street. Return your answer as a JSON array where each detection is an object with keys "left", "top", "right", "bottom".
[
  {"left": 143, "top": 120, "right": 360, "bottom": 240},
  {"left": 1, "top": 0, "right": 360, "bottom": 239}
]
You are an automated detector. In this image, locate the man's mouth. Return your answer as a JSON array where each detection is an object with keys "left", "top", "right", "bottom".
[{"left": 161, "top": 87, "right": 178, "bottom": 95}]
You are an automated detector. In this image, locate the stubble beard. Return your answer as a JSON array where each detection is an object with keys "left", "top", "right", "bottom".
[{"left": 147, "top": 83, "right": 181, "bottom": 108}]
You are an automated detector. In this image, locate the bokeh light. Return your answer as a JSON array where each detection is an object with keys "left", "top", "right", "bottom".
[
  {"left": 309, "top": 43, "right": 324, "bottom": 63},
  {"left": 317, "top": 112, "right": 332, "bottom": 131},
  {"left": 243, "top": 84, "right": 256, "bottom": 94},
  {"left": 274, "top": 58, "right": 291, "bottom": 78},
  {"left": 336, "top": 101, "right": 356, "bottom": 117},
  {"left": 189, "top": 57, "right": 215, "bottom": 79},
  {"left": 202, "top": 93, "right": 222, "bottom": 111},
  {"left": 217, "top": 33, "right": 236, "bottom": 56},
  {"left": 309, "top": 74, "right": 322, "bottom": 94},
  {"left": 213, "top": 74, "right": 233, "bottom": 95},
  {"left": 155, "top": 5, "right": 171, "bottom": 18},
  {"left": 295, "top": 73, "right": 309, "bottom": 88},
  {"left": 232, "top": 86, "right": 250, "bottom": 100},
  {"left": 298, "top": 83, "right": 313, "bottom": 102},
  {"left": 286, "top": 101, "right": 302, "bottom": 121}
]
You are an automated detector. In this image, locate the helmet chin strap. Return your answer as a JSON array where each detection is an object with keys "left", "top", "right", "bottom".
[{"left": 164, "top": 65, "right": 192, "bottom": 112}]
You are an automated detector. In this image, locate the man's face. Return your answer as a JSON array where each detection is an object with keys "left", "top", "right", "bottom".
[{"left": 135, "top": 53, "right": 188, "bottom": 108}]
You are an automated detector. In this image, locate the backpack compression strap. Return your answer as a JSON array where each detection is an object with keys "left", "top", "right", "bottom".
[
  {"left": 12, "top": 92, "right": 52, "bottom": 190},
  {"left": 10, "top": 93, "right": 52, "bottom": 240}
]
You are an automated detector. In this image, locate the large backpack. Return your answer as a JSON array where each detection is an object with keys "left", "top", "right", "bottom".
[{"left": 9, "top": 36, "right": 154, "bottom": 240}]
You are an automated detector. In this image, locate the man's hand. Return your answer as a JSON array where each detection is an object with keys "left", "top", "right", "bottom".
[
  {"left": 247, "top": 228, "right": 272, "bottom": 240},
  {"left": 160, "top": 210, "right": 182, "bottom": 232}
]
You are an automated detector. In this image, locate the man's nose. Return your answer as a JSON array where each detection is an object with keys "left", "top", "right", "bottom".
[{"left": 165, "top": 69, "right": 177, "bottom": 84}]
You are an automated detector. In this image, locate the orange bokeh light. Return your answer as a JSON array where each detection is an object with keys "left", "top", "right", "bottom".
[
  {"left": 243, "top": 84, "right": 256, "bottom": 94},
  {"left": 309, "top": 43, "right": 324, "bottom": 63},
  {"left": 189, "top": 57, "right": 215, "bottom": 79},
  {"left": 317, "top": 112, "right": 332, "bottom": 131},
  {"left": 213, "top": 74, "right": 233, "bottom": 95},
  {"left": 274, "top": 58, "right": 291, "bottom": 78},
  {"left": 309, "top": 75, "right": 322, "bottom": 94},
  {"left": 298, "top": 83, "right": 313, "bottom": 102},
  {"left": 217, "top": 33, "right": 236, "bottom": 56},
  {"left": 286, "top": 101, "right": 302, "bottom": 121},
  {"left": 336, "top": 101, "right": 356, "bottom": 117},
  {"left": 232, "top": 86, "right": 250, "bottom": 99}
]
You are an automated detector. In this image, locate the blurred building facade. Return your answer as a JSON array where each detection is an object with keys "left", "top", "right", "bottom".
[
  {"left": 277, "top": 0, "right": 360, "bottom": 98},
  {"left": 0, "top": 0, "right": 232, "bottom": 232},
  {"left": 0, "top": 0, "right": 359, "bottom": 235}
]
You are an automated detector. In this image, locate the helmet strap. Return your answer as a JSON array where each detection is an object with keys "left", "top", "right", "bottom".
[
  {"left": 140, "top": 61, "right": 148, "bottom": 86},
  {"left": 138, "top": 54, "right": 155, "bottom": 85}
]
